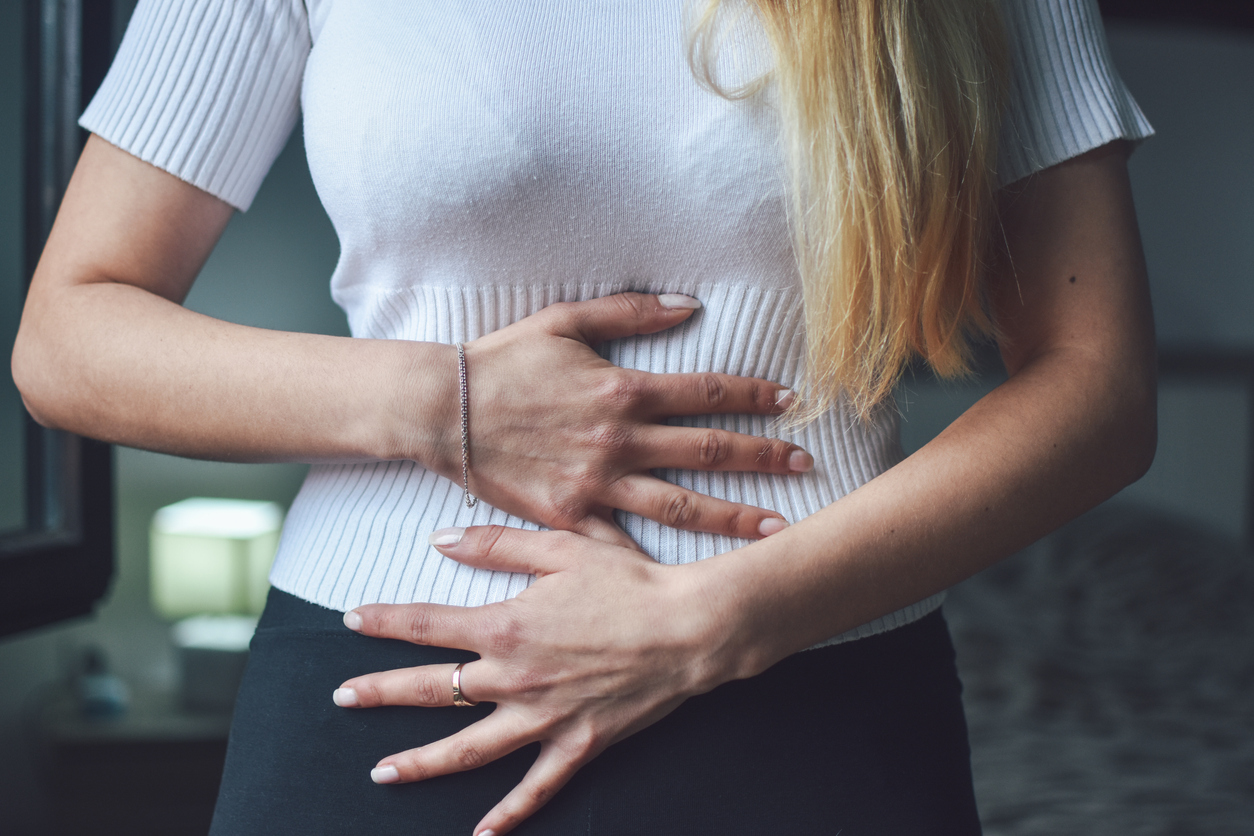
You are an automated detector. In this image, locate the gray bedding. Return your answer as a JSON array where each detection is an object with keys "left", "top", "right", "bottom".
[{"left": 946, "top": 505, "right": 1254, "bottom": 835}]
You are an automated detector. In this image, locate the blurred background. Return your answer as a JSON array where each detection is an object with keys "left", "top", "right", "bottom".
[{"left": 1, "top": 1, "right": 1251, "bottom": 833}]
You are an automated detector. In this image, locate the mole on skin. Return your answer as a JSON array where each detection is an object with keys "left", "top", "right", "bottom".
[{"left": 1069, "top": 276, "right": 1077, "bottom": 284}]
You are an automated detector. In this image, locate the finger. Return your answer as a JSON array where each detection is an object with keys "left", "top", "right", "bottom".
[
  {"left": 612, "top": 476, "right": 790, "bottom": 539},
  {"left": 371, "top": 711, "right": 530, "bottom": 786},
  {"left": 633, "top": 426, "right": 813, "bottom": 474},
  {"left": 634, "top": 370, "right": 795, "bottom": 417},
  {"left": 428, "top": 525, "right": 594, "bottom": 575},
  {"left": 335, "top": 660, "right": 498, "bottom": 709},
  {"left": 541, "top": 292, "right": 702, "bottom": 345},
  {"left": 474, "top": 741, "right": 588, "bottom": 836},
  {"left": 566, "top": 512, "right": 646, "bottom": 553},
  {"left": 345, "top": 600, "right": 492, "bottom": 651}
]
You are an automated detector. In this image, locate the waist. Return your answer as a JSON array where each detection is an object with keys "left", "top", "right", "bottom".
[
  {"left": 266, "top": 403, "right": 925, "bottom": 647},
  {"left": 269, "top": 278, "right": 927, "bottom": 643},
  {"left": 335, "top": 280, "right": 802, "bottom": 380}
]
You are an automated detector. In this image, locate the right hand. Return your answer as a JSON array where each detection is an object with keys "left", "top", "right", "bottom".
[{"left": 430, "top": 292, "right": 812, "bottom": 548}]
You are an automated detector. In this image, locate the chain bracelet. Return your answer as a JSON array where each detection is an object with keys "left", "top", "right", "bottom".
[{"left": 456, "top": 342, "right": 478, "bottom": 508}]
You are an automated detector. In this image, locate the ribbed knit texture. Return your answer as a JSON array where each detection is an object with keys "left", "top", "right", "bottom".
[
  {"left": 80, "top": 0, "right": 308, "bottom": 211},
  {"left": 272, "top": 280, "right": 929, "bottom": 645},
  {"left": 83, "top": 0, "right": 1151, "bottom": 647},
  {"left": 998, "top": 0, "right": 1152, "bottom": 184}
]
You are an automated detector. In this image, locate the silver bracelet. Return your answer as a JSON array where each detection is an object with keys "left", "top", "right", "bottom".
[{"left": 456, "top": 343, "right": 478, "bottom": 508}]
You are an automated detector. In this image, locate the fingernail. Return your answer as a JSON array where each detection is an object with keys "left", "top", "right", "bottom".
[
  {"left": 775, "top": 389, "right": 795, "bottom": 409},
  {"left": 371, "top": 765, "right": 400, "bottom": 784},
  {"left": 658, "top": 293, "right": 702, "bottom": 310},
  {"left": 758, "top": 517, "right": 788, "bottom": 536},
  {"left": 788, "top": 450, "right": 813, "bottom": 473},
  {"left": 479, "top": 831, "right": 497, "bottom": 836},
  {"left": 428, "top": 527, "right": 465, "bottom": 547},
  {"left": 333, "top": 687, "right": 359, "bottom": 708},
  {"left": 343, "top": 610, "right": 363, "bottom": 631}
]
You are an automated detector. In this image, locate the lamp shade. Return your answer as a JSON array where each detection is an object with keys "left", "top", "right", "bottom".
[{"left": 150, "top": 498, "right": 283, "bottom": 619}]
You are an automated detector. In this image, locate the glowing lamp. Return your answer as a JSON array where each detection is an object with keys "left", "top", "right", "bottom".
[{"left": 150, "top": 498, "right": 283, "bottom": 619}]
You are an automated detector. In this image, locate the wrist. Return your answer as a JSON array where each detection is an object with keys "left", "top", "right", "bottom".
[
  {"left": 380, "top": 341, "right": 461, "bottom": 475},
  {"left": 666, "top": 551, "right": 782, "bottom": 693}
]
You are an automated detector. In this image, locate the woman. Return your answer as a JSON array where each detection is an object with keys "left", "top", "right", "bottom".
[{"left": 12, "top": 0, "right": 1156, "bottom": 833}]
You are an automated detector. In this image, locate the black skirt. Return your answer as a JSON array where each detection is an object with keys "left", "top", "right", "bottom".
[{"left": 211, "top": 588, "right": 981, "bottom": 835}]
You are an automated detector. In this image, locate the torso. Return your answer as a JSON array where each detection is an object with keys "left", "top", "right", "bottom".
[{"left": 269, "top": 0, "right": 937, "bottom": 642}]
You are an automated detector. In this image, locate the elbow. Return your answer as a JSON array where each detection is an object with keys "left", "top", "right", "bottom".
[
  {"left": 1123, "top": 405, "right": 1157, "bottom": 486},
  {"left": 17, "top": 391, "right": 56, "bottom": 431},
  {"left": 1109, "top": 371, "right": 1158, "bottom": 490},
  {"left": 11, "top": 324, "right": 63, "bottom": 430}
]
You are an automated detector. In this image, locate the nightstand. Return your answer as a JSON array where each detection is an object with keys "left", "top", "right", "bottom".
[{"left": 37, "top": 688, "right": 230, "bottom": 836}]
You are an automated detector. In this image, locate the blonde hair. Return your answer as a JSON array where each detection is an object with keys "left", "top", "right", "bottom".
[{"left": 690, "top": 0, "right": 1008, "bottom": 420}]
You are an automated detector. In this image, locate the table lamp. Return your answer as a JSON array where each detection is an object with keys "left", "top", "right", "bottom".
[{"left": 150, "top": 498, "right": 284, "bottom": 711}]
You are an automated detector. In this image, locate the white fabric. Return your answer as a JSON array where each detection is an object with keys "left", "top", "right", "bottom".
[
  {"left": 998, "top": 0, "right": 1154, "bottom": 184},
  {"left": 82, "top": 0, "right": 1152, "bottom": 646}
]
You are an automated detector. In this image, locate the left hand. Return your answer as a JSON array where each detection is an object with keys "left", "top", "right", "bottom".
[{"left": 335, "top": 525, "right": 732, "bottom": 836}]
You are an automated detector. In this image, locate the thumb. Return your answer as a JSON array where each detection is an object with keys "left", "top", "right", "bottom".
[{"left": 547, "top": 293, "right": 702, "bottom": 345}]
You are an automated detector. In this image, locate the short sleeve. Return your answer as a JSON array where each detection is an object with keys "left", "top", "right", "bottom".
[
  {"left": 79, "top": 0, "right": 311, "bottom": 211},
  {"left": 997, "top": 0, "right": 1153, "bottom": 186}
]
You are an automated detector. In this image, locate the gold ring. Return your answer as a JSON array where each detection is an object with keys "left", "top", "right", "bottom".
[{"left": 451, "top": 662, "right": 477, "bottom": 707}]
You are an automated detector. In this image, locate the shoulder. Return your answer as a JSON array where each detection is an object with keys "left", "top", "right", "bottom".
[
  {"left": 79, "top": 0, "right": 312, "bottom": 211},
  {"left": 997, "top": 0, "right": 1154, "bottom": 185}
]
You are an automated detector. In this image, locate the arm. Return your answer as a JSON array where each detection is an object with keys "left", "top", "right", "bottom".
[
  {"left": 704, "top": 139, "right": 1156, "bottom": 672},
  {"left": 340, "top": 141, "right": 1156, "bottom": 834},
  {"left": 13, "top": 135, "right": 439, "bottom": 466},
  {"left": 11, "top": 136, "right": 815, "bottom": 543}
]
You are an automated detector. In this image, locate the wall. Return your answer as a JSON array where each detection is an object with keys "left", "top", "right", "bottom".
[
  {"left": 0, "top": 0, "right": 26, "bottom": 532},
  {"left": 1112, "top": 24, "right": 1254, "bottom": 347},
  {"left": 1108, "top": 22, "right": 1254, "bottom": 537}
]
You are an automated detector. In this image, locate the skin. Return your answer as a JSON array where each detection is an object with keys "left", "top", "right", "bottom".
[
  {"left": 13, "top": 136, "right": 1156, "bottom": 834},
  {"left": 333, "top": 140, "right": 1157, "bottom": 835},
  {"left": 13, "top": 134, "right": 815, "bottom": 549}
]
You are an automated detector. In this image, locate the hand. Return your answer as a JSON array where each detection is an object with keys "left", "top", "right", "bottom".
[
  {"left": 430, "top": 292, "right": 812, "bottom": 547},
  {"left": 336, "top": 524, "right": 733, "bottom": 836}
]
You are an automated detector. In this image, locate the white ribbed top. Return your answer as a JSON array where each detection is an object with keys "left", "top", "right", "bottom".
[
  {"left": 998, "top": 0, "right": 1154, "bottom": 183},
  {"left": 83, "top": 0, "right": 1151, "bottom": 647}
]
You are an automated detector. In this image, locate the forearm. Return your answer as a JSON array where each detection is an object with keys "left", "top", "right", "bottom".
[
  {"left": 13, "top": 279, "right": 459, "bottom": 469},
  {"left": 692, "top": 343, "right": 1155, "bottom": 683},
  {"left": 684, "top": 142, "right": 1157, "bottom": 683},
  {"left": 11, "top": 135, "right": 460, "bottom": 471},
  {"left": 12, "top": 141, "right": 813, "bottom": 548}
]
